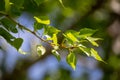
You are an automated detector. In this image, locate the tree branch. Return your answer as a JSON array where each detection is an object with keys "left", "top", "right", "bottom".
[{"left": 0, "top": 11, "right": 52, "bottom": 45}]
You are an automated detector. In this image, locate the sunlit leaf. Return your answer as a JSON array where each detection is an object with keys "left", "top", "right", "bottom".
[
  {"left": 45, "top": 29, "right": 59, "bottom": 46},
  {"left": 90, "top": 48, "right": 104, "bottom": 62},
  {"left": 36, "top": 45, "right": 46, "bottom": 56},
  {"left": 44, "top": 26, "right": 60, "bottom": 37},
  {"left": 52, "top": 50, "right": 61, "bottom": 61},
  {"left": 52, "top": 34, "right": 58, "bottom": 45},
  {"left": 86, "top": 37, "right": 101, "bottom": 47},
  {"left": 64, "top": 32, "right": 79, "bottom": 43},
  {"left": 78, "top": 45, "right": 91, "bottom": 56},
  {"left": 65, "top": 30, "right": 80, "bottom": 38},
  {"left": 66, "top": 52, "right": 77, "bottom": 70},
  {"left": 34, "top": 16, "right": 50, "bottom": 25},
  {"left": 5, "top": 0, "right": 11, "bottom": 13}
]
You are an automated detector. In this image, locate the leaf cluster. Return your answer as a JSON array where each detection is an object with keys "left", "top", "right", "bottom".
[{"left": 0, "top": 0, "right": 105, "bottom": 70}]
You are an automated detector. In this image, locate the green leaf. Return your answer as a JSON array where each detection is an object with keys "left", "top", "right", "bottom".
[
  {"left": 12, "top": 38, "right": 23, "bottom": 50},
  {"left": 66, "top": 52, "right": 77, "bottom": 70},
  {"left": 86, "top": 37, "right": 101, "bottom": 47},
  {"left": 0, "top": 18, "right": 17, "bottom": 33},
  {"left": 79, "top": 28, "right": 97, "bottom": 38},
  {"left": 64, "top": 32, "right": 79, "bottom": 43},
  {"left": 44, "top": 27, "right": 59, "bottom": 46},
  {"left": 44, "top": 26, "right": 60, "bottom": 37},
  {"left": 52, "top": 34, "right": 58, "bottom": 45},
  {"left": 34, "top": 16, "right": 50, "bottom": 25},
  {"left": 34, "top": 22, "right": 47, "bottom": 31},
  {"left": 52, "top": 50, "right": 61, "bottom": 61},
  {"left": 36, "top": 45, "right": 46, "bottom": 56},
  {"left": 5, "top": 0, "right": 11, "bottom": 13},
  {"left": 66, "top": 30, "right": 80, "bottom": 38},
  {"left": 0, "top": 27, "right": 15, "bottom": 42},
  {"left": 90, "top": 48, "right": 104, "bottom": 62},
  {"left": 78, "top": 44, "right": 91, "bottom": 56},
  {"left": 0, "top": 28, "right": 23, "bottom": 50}
]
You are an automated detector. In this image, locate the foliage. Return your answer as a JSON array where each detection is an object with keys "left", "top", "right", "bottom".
[{"left": 0, "top": 0, "right": 105, "bottom": 70}]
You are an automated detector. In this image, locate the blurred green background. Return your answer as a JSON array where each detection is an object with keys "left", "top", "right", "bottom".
[{"left": 0, "top": 0, "right": 120, "bottom": 80}]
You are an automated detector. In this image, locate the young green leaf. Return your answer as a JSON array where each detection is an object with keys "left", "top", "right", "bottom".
[
  {"left": 66, "top": 52, "right": 77, "bottom": 70},
  {"left": 79, "top": 28, "right": 97, "bottom": 38},
  {"left": 36, "top": 45, "right": 46, "bottom": 56},
  {"left": 5, "top": 0, "right": 11, "bottom": 13},
  {"left": 44, "top": 26, "right": 60, "bottom": 37},
  {"left": 90, "top": 48, "right": 104, "bottom": 62},
  {"left": 79, "top": 46, "right": 91, "bottom": 56},
  {"left": 34, "top": 16, "right": 50, "bottom": 25},
  {"left": 34, "top": 22, "right": 47, "bottom": 31},
  {"left": 52, "top": 34, "right": 58, "bottom": 45},
  {"left": 86, "top": 37, "right": 101, "bottom": 47},
  {"left": 52, "top": 50, "right": 61, "bottom": 61},
  {"left": 64, "top": 32, "right": 79, "bottom": 43},
  {"left": 66, "top": 30, "right": 80, "bottom": 38}
]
